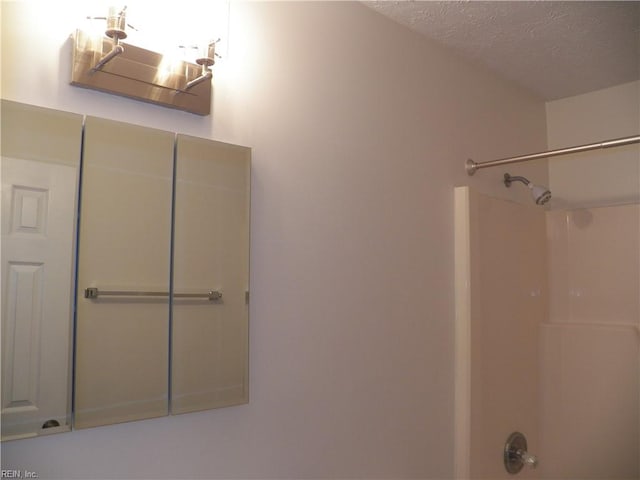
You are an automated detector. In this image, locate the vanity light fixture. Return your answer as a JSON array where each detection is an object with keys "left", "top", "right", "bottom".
[
  {"left": 89, "top": 6, "right": 131, "bottom": 72},
  {"left": 182, "top": 39, "right": 220, "bottom": 91},
  {"left": 71, "top": 5, "right": 219, "bottom": 115}
]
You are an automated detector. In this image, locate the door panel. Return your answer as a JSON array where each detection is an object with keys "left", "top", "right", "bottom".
[{"left": 1, "top": 158, "right": 78, "bottom": 439}]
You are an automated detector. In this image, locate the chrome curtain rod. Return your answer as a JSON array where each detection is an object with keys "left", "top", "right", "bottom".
[{"left": 465, "top": 135, "right": 640, "bottom": 176}]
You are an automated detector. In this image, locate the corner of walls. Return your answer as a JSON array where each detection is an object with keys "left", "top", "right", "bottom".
[{"left": 545, "top": 80, "right": 640, "bottom": 208}]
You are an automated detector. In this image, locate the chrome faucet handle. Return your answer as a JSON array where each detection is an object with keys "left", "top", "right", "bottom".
[
  {"left": 504, "top": 432, "right": 538, "bottom": 474},
  {"left": 517, "top": 448, "right": 538, "bottom": 469}
]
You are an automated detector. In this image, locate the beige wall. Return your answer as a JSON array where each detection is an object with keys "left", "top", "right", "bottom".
[
  {"left": 546, "top": 80, "right": 640, "bottom": 207},
  {"left": 1, "top": 1, "right": 547, "bottom": 478}
]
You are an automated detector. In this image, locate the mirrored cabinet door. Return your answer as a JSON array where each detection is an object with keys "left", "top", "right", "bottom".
[
  {"left": 3, "top": 101, "right": 250, "bottom": 439},
  {"left": 1, "top": 100, "right": 82, "bottom": 440},
  {"left": 171, "top": 135, "right": 250, "bottom": 414},
  {"left": 74, "top": 116, "right": 174, "bottom": 428}
]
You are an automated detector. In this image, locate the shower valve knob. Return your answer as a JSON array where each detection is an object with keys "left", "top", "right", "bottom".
[
  {"left": 518, "top": 449, "right": 538, "bottom": 469},
  {"left": 504, "top": 432, "right": 538, "bottom": 474}
]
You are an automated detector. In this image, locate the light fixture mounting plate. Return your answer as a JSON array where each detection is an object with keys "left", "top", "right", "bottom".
[{"left": 70, "top": 30, "right": 212, "bottom": 115}]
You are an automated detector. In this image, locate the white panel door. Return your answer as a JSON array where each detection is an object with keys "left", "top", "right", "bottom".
[{"left": 1, "top": 157, "right": 77, "bottom": 440}]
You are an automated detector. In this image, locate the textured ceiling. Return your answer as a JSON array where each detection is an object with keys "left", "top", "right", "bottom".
[{"left": 364, "top": 1, "right": 640, "bottom": 100}]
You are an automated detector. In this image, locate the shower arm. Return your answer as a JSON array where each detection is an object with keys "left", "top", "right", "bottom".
[
  {"left": 503, "top": 174, "right": 529, "bottom": 187},
  {"left": 465, "top": 135, "right": 640, "bottom": 175}
]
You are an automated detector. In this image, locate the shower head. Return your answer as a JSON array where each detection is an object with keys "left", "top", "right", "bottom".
[{"left": 503, "top": 173, "right": 551, "bottom": 205}]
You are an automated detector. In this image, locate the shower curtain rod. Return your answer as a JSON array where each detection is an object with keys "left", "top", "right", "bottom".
[{"left": 465, "top": 134, "right": 640, "bottom": 175}]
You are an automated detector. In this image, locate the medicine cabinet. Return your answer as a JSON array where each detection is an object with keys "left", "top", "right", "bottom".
[{"left": 1, "top": 100, "right": 250, "bottom": 439}]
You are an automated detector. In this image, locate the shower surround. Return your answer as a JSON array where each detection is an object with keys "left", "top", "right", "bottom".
[{"left": 454, "top": 188, "right": 639, "bottom": 479}]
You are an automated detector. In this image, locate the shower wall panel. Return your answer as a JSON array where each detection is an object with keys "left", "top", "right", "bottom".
[
  {"left": 455, "top": 187, "right": 546, "bottom": 479},
  {"left": 541, "top": 203, "right": 640, "bottom": 479},
  {"left": 539, "top": 323, "right": 639, "bottom": 479},
  {"left": 547, "top": 204, "right": 640, "bottom": 325}
]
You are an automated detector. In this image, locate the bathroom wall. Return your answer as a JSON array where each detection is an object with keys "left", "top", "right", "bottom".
[
  {"left": 546, "top": 80, "right": 640, "bottom": 207},
  {"left": 540, "top": 82, "right": 640, "bottom": 479},
  {"left": 1, "top": 1, "right": 547, "bottom": 478}
]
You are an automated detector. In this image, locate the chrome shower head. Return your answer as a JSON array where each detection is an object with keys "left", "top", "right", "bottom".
[{"left": 503, "top": 173, "right": 551, "bottom": 205}]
